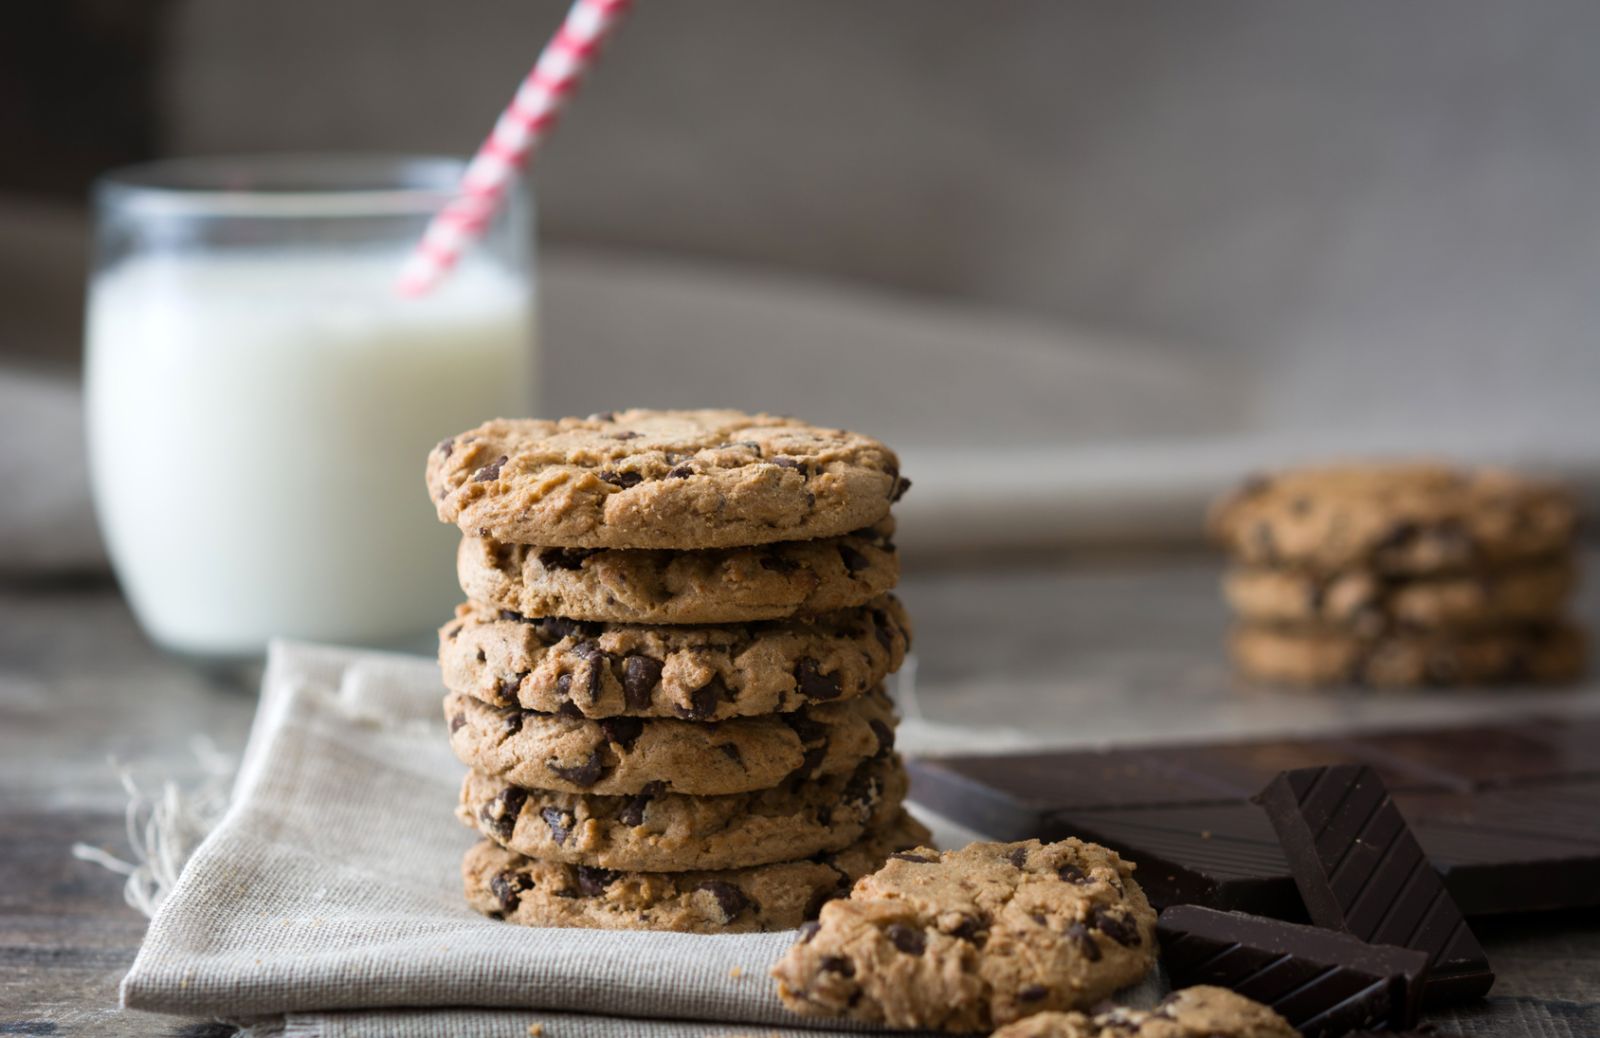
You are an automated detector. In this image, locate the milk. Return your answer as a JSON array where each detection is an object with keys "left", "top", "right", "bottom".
[{"left": 86, "top": 251, "right": 534, "bottom": 657}]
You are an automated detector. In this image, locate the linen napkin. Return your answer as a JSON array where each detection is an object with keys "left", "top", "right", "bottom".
[{"left": 120, "top": 641, "right": 954, "bottom": 1036}]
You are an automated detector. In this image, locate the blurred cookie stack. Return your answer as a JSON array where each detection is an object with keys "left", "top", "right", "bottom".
[
  {"left": 1210, "top": 463, "right": 1586, "bottom": 687},
  {"left": 425, "top": 409, "right": 925, "bottom": 932}
]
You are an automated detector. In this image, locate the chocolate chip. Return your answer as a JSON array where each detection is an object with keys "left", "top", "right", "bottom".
[
  {"left": 1007, "top": 846, "right": 1029, "bottom": 868},
  {"left": 837, "top": 544, "right": 870, "bottom": 574},
  {"left": 473, "top": 455, "right": 508, "bottom": 482},
  {"left": 1088, "top": 906, "right": 1140, "bottom": 946},
  {"left": 622, "top": 655, "right": 663, "bottom": 711},
  {"left": 718, "top": 743, "right": 742, "bottom": 764},
  {"left": 611, "top": 430, "right": 641, "bottom": 440},
  {"left": 1432, "top": 518, "right": 1473, "bottom": 557},
  {"left": 1066, "top": 922, "right": 1102, "bottom": 961},
  {"left": 696, "top": 880, "right": 750, "bottom": 923},
  {"left": 599, "top": 470, "right": 643, "bottom": 489},
  {"left": 792, "top": 742, "right": 827, "bottom": 779},
  {"left": 547, "top": 750, "right": 607, "bottom": 788},
  {"left": 891, "top": 476, "right": 911, "bottom": 502},
  {"left": 794, "top": 658, "right": 842, "bottom": 701},
  {"left": 683, "top": 675, "right": 726, "bottom": 719},
  {"left": 1058, "top": 864, "right": 1089, "bottom": 884},
  {"left": 555, "top": 673, "right": 572, "bottom": 698},
  {"left": 497, "top": 674, "right": 522, "bottom": 701},
  {"left": 538, "top": 547, "right": 596, "bottom": 571},
  {"left": 574, "top": 865, "right": 617, "bottom": 897},
  {"left": 797, "top": 920, "right": 821, "bottom": 944},
  {"left": 890, "top": 851, "right": 936, "bottom": 864},
  {"left": 840, "top": 768, "right": 879, "bottom": 810},
  {"left": 760, "top": 553, "right": 799, "bottom": 574},
  {"left": 868, "top": 719, "right": 894, "bottom": 757},
  {"left": 571, "top": 640, "right": 605, "bottom": 660},
  {"left": 819, "top": 955, "right": 854, "bottom": 977},
  {"left": 598, "top": 716, "right": 644, "bottom": 751},
  {"left": 870, "top": 609, "right": 895, "bottom": 652},
  {"left": 555, "top": 699, "right": 584, "bottom": 719},
  {"left": 449, "top": 713, "right": 467, "bottom": 732},
  {"left": 947, "top": 913, "right": 985, "bottom": 942},
  {"left": 1375, "top": 520, "right": 1420, "bottom": 553},
  {"left": 617, "top": 784, "right": 659, "bottom": 827},
  {"left": 499, "top": 608, "right": 524, "bottom": 622},
  {"left": 773, "top": 456, "right": 808, "bottom": 475},
  {"left": 501, "top": 707, "right": 526, "bottom": 734},
  {"left": 738, "top": 440, "right": 763, "bottom": 456},
  {"left": 668, "top": 465, "right": 693, "bottom": 479},
  {"left": 885, "top": 923, "right": 925, "bottom": 955},
  {"left": 1306, "top": 578, "right": 1328, "bottom": 615},
  {"left": 784, "top": 711, "right": 828, "bottom": 745},
  {"left": 489, "top": 869, "right": 531, "bottom": 912},
  {"left": 436, "top": 437, "right": 454, "bottom": 458},
  {"left": 572, "top": 642, "right": 612, "bottom": 701},
  {"left": 1018, "top": 984, "right": 1048, "bottom": 1002},
  {"left": 535, "top": 616, "right": 603, "bottom": 642},
  {"left": 541, "top": 806, "right": 575, "bottom": 845},
  {"left": 480, "top": 787, "right": 527, "bottom": 840}
]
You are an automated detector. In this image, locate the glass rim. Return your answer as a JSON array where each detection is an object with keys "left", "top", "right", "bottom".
[{"left": 93, "top": 153, "right": 498, "bottom": 218}]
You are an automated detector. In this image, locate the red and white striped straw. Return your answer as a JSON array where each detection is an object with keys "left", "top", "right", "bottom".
[{"left": 398, "top": 0, "right": 633, "bottom": 296}]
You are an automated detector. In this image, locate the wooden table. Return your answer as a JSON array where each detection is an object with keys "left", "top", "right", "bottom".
[{"left": 3, "top": 554, "right": 1598, "bottom": 1036}]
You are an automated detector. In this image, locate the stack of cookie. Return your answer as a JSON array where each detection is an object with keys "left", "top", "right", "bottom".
[
  {"left": 1211, "top": 462, "right": 1586, "bottom": 687},
  {"left": 424, "top": 409, "right": 926, "bottom": 932}
]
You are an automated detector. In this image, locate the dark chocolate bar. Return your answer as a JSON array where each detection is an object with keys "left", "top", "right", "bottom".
[
  {"left": 1049, "top": 803, "right": 1303, "bottom": 918},
  {"left": 1158, "top": 904, "right": 1428, "bottom": 1036},
  {"left": 1398, "top": 780, "right": 1600, "bottom": 916},
  {"left": 907, "top": 716, "right": 1600, "bottom": 918},
  {"left": 1254, "top": 765, "right": 1493, "bottom": 1007}
]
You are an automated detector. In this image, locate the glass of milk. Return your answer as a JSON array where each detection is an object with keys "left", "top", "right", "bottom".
[{"left": 86, "top": 154, "right": 535, "bottom": 659}]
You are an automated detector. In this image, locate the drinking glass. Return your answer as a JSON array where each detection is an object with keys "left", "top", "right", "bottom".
[{"left": 86, "top": 154, "right": 536, "bottom": 658}]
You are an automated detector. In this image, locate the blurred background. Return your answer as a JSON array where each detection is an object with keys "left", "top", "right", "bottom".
[{"left": 5, "top": 0, "right": 1600, "bottom": 570}]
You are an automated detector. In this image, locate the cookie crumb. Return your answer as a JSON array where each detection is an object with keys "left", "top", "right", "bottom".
[
  {"left": 527, "top": 1024, "right": 544, "bottom": 1036},
  {"left": 728, "top": 965, "right": 745, "bottom": 978}
]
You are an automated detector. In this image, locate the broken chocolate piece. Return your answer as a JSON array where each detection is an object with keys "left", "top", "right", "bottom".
[
  {"left": 1253, "top": 765, "right": 1493, "bottom": 1007},
  {"left": 1158, "top": 904, "right": 1428, "bottom": 1036}
]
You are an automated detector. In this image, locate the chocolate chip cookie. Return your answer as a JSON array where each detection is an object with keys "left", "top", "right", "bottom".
[
  {"left": 771, "top": 838, "right": 1157, "bottom": 1032},
  {"left": 427, "top": 410, "right": 906, "bottom": 549},
  {"left": 439, "top": 596, "right": 909, "bottom": 721},
  {"left": 1210, "top": 463, "right": 1577, "bottom": 575},
  {"left": 990, "top": 986, "right": 1297, "bottom": 1038},
  {"left": 445, "top": 686, "right": 897, "bottom": 796},
  {"left": 1223, "top": 558, "right": 1575, "bottom": 633},
  {"left": 1230, "top": 622, "right": 1587, "bottom": 687},
  {"left": 459, "top": 753, "right": 908, "bottom": 871},
  {"left": 463, "top": 810, "right": 930, "bottom": 933},
  {"left": 457, "top": 521, "right": 898, "bottom": 625}
]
